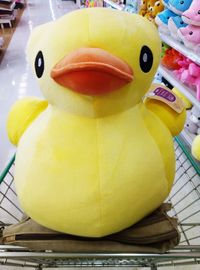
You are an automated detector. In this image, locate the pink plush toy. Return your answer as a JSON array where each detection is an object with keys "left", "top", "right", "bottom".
[
  {"left": 178, "top": 57, "right": 192, "bottom": 68},
  {"left": 182, "top": 0, "right": 200, "bottom": 26},
  {"left": 189, "top": 63, "right": 200, "bottom": 100},
  {"left": 178, "top": 25, "right": 200, "bottom": 51},
  {"left": 175, "top": 62, "right": 200, "bottom": 101},
  {"left": 173, "top": 67, "right": 186, "bottom": 80},
  {"left": 180, "top": 69, "right": 195, "bottom": 85},
  {"left": 173, "top": 57, "right": 190, "bottom": 79}
]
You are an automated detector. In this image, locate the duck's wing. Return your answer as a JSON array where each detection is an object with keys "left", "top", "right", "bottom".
[
  {"left": 143, "top": 83, "right": 186, "bottom": 136},
  {"left": 7, "top": 97, "right": 48, "bottom": 146}
]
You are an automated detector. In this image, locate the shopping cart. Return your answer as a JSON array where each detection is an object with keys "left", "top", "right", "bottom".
[{"left": 0, "top": 136, "right": 200, "bottom": 269}]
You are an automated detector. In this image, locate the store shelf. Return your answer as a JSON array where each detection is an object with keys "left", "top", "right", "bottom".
[
  {"left": 0, "top": 1, "right": 15, "bottom": 11},
  {"left": 160, "top": 33, "right": 200, "bottom": 66},
  {"left": 158, "top": 65, "right": 200, "bottom": 109},
  {"left": 103, "top": 0, "right": 123, "bottom": 10}
]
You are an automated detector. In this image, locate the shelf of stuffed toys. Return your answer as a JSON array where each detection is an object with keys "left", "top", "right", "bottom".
[
  {"left": 153, "top": 0, "right": 200, "bottom": 162},
  {"left": 158, "top": 65, "right": 200, "bottom": 109},
  {"left": 158, "top": 64, "right": 200, "bottom": 156},
  {"left": 154, "top": 0, "right": 200, "bottom": 108},
  {"left": 155, "top": 0, "right": 200, "bottom": 56},
  {"left": 159, "top": 33, "right": 200, "bottom": 66}
]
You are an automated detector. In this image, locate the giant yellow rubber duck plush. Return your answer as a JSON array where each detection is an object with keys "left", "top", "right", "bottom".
[{"left": 7, "top": 8, "right": 186, "bottom": 237}]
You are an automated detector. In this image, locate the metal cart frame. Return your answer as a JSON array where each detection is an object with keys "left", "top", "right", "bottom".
[{"left": 0, "top": 136, "right": 200, "bottom": 269}]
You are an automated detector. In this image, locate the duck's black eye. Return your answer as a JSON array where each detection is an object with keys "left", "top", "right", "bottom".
[
  {"left": 139, "top": 46, "right": 153, "bottom": 73},
  {"left": 35, "top": 51, "right": 44, "bottom": 78},
  {"left": 180, "top": 0, "right": 184, "bottom": 4}
]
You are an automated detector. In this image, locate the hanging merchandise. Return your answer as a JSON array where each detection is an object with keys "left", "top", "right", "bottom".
[{"left": 7, "top": 8, "right": 186, "bottom": 238}]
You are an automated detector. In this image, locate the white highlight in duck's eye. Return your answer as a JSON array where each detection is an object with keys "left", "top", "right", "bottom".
[
  {"left": 38, "top": 58, "right": 42, "bottom": 67},
  {"left": 143, "top": 53, "right": 148, "bottom": 62}
]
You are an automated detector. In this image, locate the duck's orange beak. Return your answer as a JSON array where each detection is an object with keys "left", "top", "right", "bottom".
[{"left": 50, "top": 48, "right": 133, "bottom": 95}]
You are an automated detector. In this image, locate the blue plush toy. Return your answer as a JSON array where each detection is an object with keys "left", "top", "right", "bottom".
[
  {"left": 155, "top": 9, "right": 176, "bottom": 33},
  {"left": 168, "top": 15, "right": 187, "bottom": 41},
  {"left": 163, "top": 0, "right": 170, "bottom": 8},
  {"left": 168, "top": 0, "right": 193, "bottom": 15},
  {"left": 123, "top": 0, "right": 138, "bottom": 14}
]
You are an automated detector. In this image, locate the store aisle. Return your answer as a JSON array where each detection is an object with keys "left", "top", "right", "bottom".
[{"left": 0, "top": 0, "right": 77, "bottom": 174}]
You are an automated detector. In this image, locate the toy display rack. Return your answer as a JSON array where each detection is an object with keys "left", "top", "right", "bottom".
[
  {"left": 158, "top": 65, "right": 199, "bottom": 108},
  {"left": 158, "top": 33, "right": 200, "bottom": 111},
  {"left": 0, "top": 137, "right": 200, "bottom": 269},
  {"left": 157, "top": 65, "right": 198, "bottom": 152},
  {"left": 160, "top": 33, "right": 200, "bottom": 66}
]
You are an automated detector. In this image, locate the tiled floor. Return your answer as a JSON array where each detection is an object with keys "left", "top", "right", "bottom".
[{"left": 0, "top": 0, "right": 77, "bottom": 175}]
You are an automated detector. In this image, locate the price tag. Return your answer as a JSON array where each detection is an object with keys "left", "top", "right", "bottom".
[{"left": 145, "top": 84, "right": 184, "bottom": 113}]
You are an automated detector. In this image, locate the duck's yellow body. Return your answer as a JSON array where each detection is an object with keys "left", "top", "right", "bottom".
[
  {"left": 7, "top": 8, "right": 185, "bottom": 237},
  {"left": 15, "top": 103, "right": 174, "bottom": 237}
]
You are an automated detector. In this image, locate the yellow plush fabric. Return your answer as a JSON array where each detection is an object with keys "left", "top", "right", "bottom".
[
  {"left": 172, "top": 87, "right": 192, "bottom": 109},
  {"left": 7, "top": 98, "right": 48, "bottom": 145},
  {"left": 7, "top": 8, "right": 185, "bottom": 237},
  {"left": 145, "top": 99, "right": 186, "bottom": 136},
  {"left": 192, "top": 135, "right": 200, "bottom": 161},
  {"left": 15, "top": 104, "right": 170, "bottom": 237}
]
